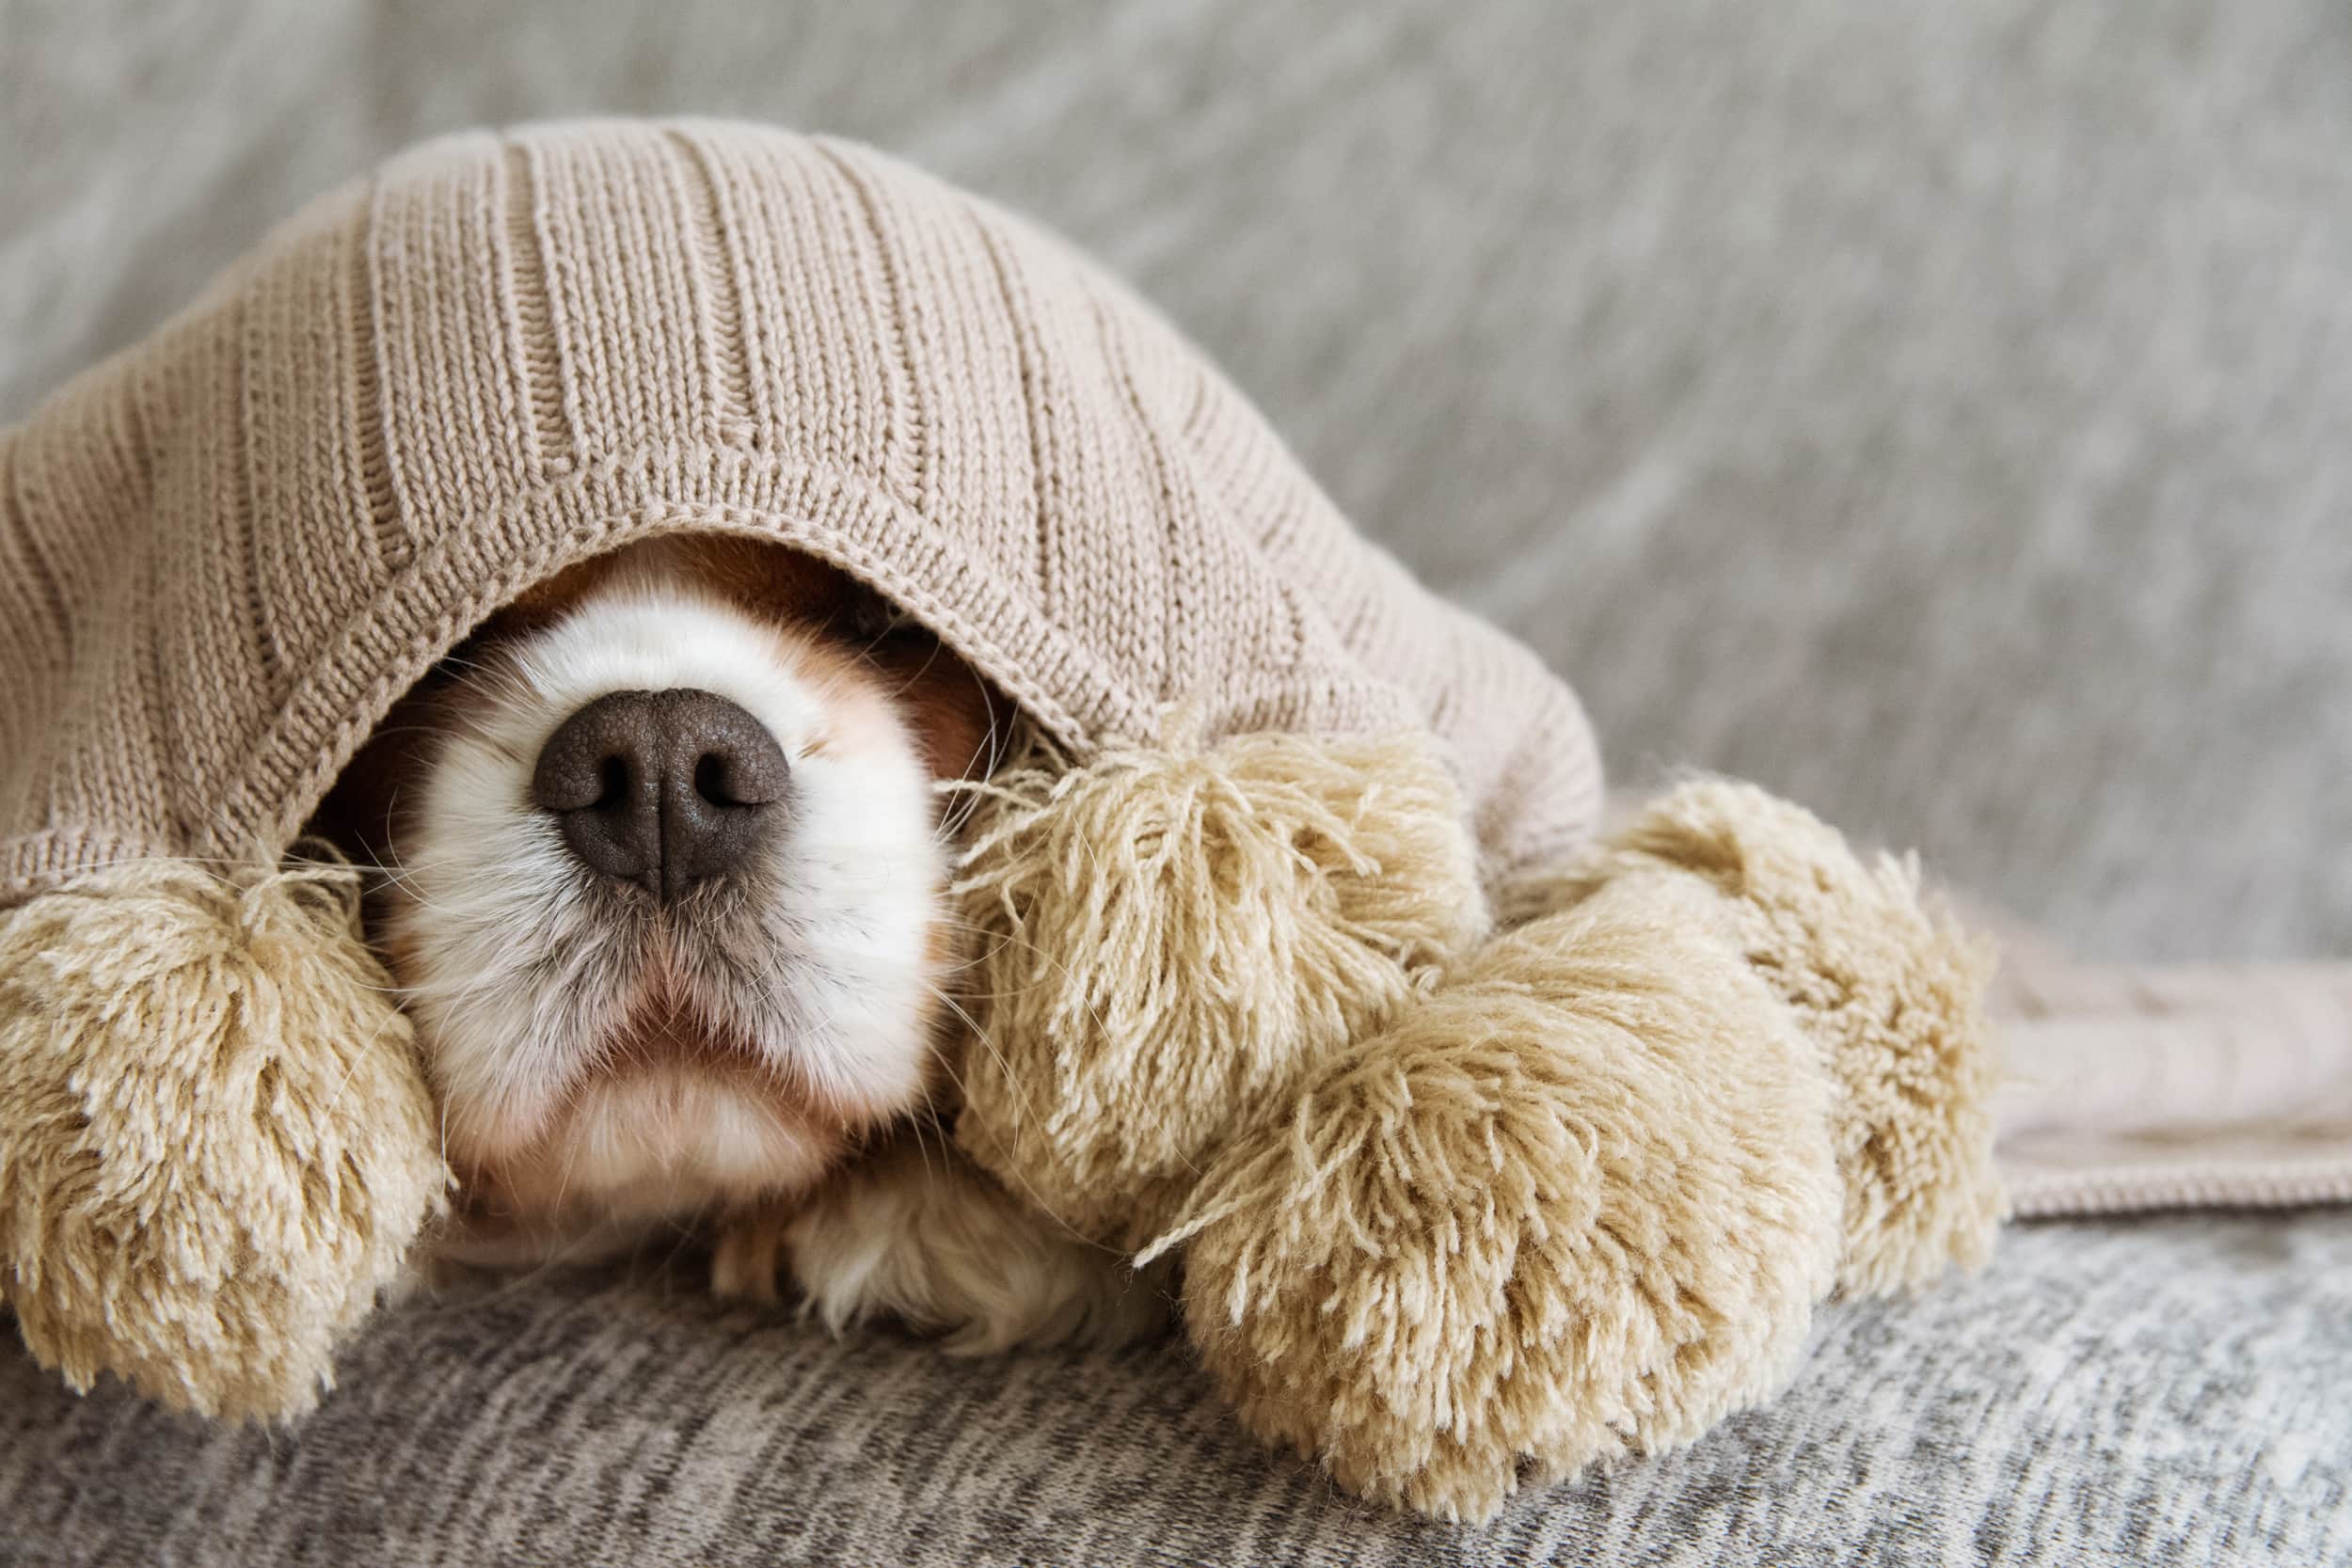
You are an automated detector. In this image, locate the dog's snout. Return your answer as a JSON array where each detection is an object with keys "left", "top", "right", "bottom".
[{"left": 532, "top": 689, "right": 787, "bottom": 900}]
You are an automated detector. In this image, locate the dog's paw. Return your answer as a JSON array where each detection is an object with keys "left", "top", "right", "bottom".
[
  {"left": 709, "top": 1199, "right": 797, "bottom": 1306},
  {"left": 716, "top": 1132, "right": 1172, "bottom": 1353}
]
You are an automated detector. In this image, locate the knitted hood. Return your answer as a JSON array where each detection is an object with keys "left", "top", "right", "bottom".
[{"left": 0, "top": 119, "right": 1600, "bottom": 906}]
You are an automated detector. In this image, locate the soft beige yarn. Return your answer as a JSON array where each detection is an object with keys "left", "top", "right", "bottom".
[
  {"left": 1161, "top": 874, "right": 1843, "bottom": 1522},
  {"left": 954, "top": 772, "right": 1999, "bottom": 1522},
  {"left": 1543, "top": 780, "right": 2006, "bottom": 1296},
  {"left": 0, "top": 857, "right": 447, "bottom": 1418},
  {"left": 948, "top": 722, "right": 1487, "bottom": 1249}
]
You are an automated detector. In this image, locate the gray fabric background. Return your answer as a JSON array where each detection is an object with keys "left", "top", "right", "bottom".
[
  {"left": 5, "top": 0, "right": 2346, "bottom": 961},
  {"left": 4, "top": 1214, "right": 2349, "bottom": 1566},
  {"left": 6, "top": 3, "right": 2350, "bottom": 1563}
]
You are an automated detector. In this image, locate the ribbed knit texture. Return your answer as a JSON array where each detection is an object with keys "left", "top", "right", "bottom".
[{"left": 0, "top": 119, "right": 1601, "bottom": 902}]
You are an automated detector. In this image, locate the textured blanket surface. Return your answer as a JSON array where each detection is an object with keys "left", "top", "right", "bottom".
[
  {"left": 4, "top": 1212, "right": 2348, "bottom": 1566},
  {"left": 0, "top": 119, "right": 1598, "bottom": 905},
  {"left": 1995, "top": 946, "right": 2352, "bottom": 1213}
]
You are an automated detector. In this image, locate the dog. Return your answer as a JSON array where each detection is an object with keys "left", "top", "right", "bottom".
[{"left": 313, "top": 533, "right": 1165, "bottom": 1352}]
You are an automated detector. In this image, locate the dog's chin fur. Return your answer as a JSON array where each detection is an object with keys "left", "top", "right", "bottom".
[
  {"left": 385, "top": 580, "right": 945, "bottom": 1208},
  {"left": 346, "top": 535, "right": 1164, "bottom": 1347}
]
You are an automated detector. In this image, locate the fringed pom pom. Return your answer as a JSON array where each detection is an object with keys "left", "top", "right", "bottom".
[
  {"left": 1547, "top": 780, "right": 2004, "bottom": 1297},
  {"left": 0, "top": 856, "right": 449, "bottom": 1419},
  {"left": 1166, "top": 875, "right": 1845, "bottom": 1524},
  {"left": 948, "top": 722, "right": 1488, "bottom": 1249}
]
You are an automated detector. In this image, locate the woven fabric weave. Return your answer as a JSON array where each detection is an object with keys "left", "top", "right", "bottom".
[{"left": 0, "top": 119, "right": 1601, "bottom": 904}]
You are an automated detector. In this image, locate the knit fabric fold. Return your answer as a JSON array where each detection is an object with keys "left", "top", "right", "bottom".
[{"left": 0, "top": 119, "right": 1603, "bottom": 905}]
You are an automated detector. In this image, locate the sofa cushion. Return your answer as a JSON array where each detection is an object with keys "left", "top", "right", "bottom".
[{"left": 4, "top": 1212, "right": 2346, "bottom": 1565}]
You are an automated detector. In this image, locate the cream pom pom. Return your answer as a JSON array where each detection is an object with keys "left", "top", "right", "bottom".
[
  {"left": 1548, "top": 780, "right": 2004, "bottom": 1296},
  {"left": 949, "top": 723, "right": 1488, "bottom": 1248},
  {"left": 0, "top": 856, "right": 449, "bottom": 1418},
  {"left": 1159, "top": 874, "right": 1844, "bottom": 1523}
]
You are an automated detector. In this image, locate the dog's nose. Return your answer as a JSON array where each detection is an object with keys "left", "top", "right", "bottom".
[{"left": 532, "top": 689, "right": 788, "bottom": 901}]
